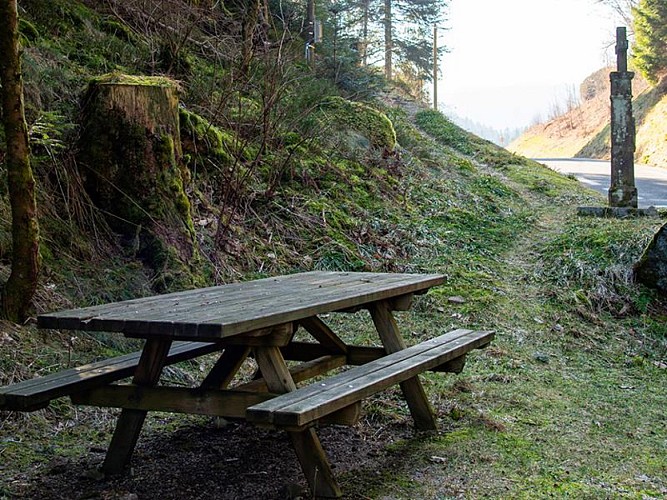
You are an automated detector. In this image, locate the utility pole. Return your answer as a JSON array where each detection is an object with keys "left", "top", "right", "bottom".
[
  {"left": 608, "top": 26, "right": 637, "bottom": 208},
  {"left": 433, "top": 25, "right": 438, "bottom": 110}
]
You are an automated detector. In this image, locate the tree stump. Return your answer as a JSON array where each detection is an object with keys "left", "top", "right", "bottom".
[{"left": 78, "top": 75, "right": 200, "bottom": 291}]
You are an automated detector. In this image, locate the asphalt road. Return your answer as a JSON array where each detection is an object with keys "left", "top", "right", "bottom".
[{"left": 535, "top": 158, "right": 667, "bottom": 208}]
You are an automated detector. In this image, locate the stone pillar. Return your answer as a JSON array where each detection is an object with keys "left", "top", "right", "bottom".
[{"left": 608, "top": 27, "right": 637, "bottom": 208}]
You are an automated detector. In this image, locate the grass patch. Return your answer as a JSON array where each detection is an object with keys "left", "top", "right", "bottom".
[{"left": 1, "top": 3, "right": 666, "bottom": 499}]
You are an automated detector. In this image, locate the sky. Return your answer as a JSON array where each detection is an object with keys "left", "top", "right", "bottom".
[{"left": 439, "top": 0, "right": 622, "bottom": 130}]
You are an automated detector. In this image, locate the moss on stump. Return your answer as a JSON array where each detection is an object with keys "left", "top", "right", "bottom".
[{"left": 78, "top": 74, "right": 203, "bottom": 292}]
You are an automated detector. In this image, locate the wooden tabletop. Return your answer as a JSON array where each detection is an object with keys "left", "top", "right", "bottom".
[{"left": 38, "top": 271, "right": 445, "bottom": 340}]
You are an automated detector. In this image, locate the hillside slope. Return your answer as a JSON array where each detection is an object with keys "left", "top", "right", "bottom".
[
  {"left": 508, "top": 67, "right": 618, "bottom": 158},
  {"left": 509, "top": 66, "right": 667, "bottom": 167},
  {"left": 1, "top": 2, "right": 666, "bottom": 499}
]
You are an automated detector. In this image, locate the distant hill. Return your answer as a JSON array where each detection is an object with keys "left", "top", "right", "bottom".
[
  {"left": 443, "top": 109, "right": 525, "bottom": 147},
  {"left": 508, "top": 66, "right": 667, "bottom": 166}
]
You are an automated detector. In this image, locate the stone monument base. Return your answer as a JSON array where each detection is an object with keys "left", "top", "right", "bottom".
[
  {"left": 608, "top": 185, "right": 638, "bottom": 208},
  {"left": 577, "top": 206, "right": 659, "bottom": 218}
]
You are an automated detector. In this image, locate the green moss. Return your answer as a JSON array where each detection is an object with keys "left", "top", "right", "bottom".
[
  {"left": 320, "top": 96, "right": 397, "bottom": 151},
  {"left": 505, "top": 162, "right": 581, "bottom": 198},
  {"left": 21, "top": 0, "right": 92, "bottom": 32},
  {"left": 179, "top": 108, "right": 234, "bottom": 165},
  {"left": 98, "top": 18, "right": 135, "bottom": 43},
  {"left": 77, "top": 80, "right": 204, "bottom": 292},
  {"left": 90, "top": 72, "right": 178, "bottom": 88},
  {"left": 224, "top": 92, "right": 262, "bottom": 122},
  {"left": 138, "top": 234, "right": 202, "bottom": 293}
]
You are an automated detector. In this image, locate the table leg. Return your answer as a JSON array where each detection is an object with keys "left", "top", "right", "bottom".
[
  {"left": 254, "top": 346, "right": 342, "bottom": 498},
  {"left": 102, "top": 338, "right": 172, "bottom": 475},
  {"left": 369, "top": 301, "right": 438, "bottom": 431}
]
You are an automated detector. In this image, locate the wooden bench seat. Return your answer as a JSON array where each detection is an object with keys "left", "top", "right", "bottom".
[
  {"left": 246, "top": 329, "right": 493, "bottom": 428},
  {"left": 0, "top": 341, "right": 220, "bottom": 411}
]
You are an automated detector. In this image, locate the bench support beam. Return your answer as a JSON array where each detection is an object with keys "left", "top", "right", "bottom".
[
  {"left": 369, "top": 301, "right": 438, "bottom": 431},
  {"left": 433, "top": 354, "right": 467, "bottom": 374},
  {"left": 201, "top": 345, "right": 251, "bottom": 389},
  {"left": 238, "top": 355, "right": 346, "bottom": 393},
  {"left": 255, "top": 346, "right": 342, "bottom": 498},
  {"left": 299, "top": 316, "right": 348, "bottom": 354},
  {"left": 102, "top": 338, "right": 172, "bottom": 475},
  {"left": 72, "top": 386, "right": 273, "bottom": 417}
]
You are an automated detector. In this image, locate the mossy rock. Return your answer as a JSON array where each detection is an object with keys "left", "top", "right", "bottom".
[
  {"left": 320, "top": 96, "right": 397, "bottom": 152},
  {"left": 179, "top": 108, "right": 234, "bottom": 165},
  {"left": 99, "top": 18, "right": 136, "bottom": 43},
  {"left": 635, "top": 222, "right": 667, "bottom": 292}
]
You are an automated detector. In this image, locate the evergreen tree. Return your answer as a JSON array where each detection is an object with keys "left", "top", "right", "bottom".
[
  {"left": 327, "top": 0, "right": 445, "bottom": 82},
  {"left": 632, "top": 0, "right": 667, "bottom": 83},
  {"left": 385, "top": 0, "right": 445, "bottom": 82}
]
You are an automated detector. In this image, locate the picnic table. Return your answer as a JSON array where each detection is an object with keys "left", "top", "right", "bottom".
[{"left": 1, "top": 271, "right": 493, "bottom": 498}]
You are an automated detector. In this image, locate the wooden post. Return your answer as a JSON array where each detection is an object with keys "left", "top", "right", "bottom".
[
  {"left": 369, "top": 301, "right": 437, "bottom": 430},
  {"left": 609, "top": 27, "right": 637, "bottom": 208},
  {"left": 200, "top": 346, "right": 251, "bottom": 389},
  {"left": 254, "top": 346, "right": 342, "bottom": 498},
  {"left": 102, "top": 338, "right": 172, "bottom": 475}
]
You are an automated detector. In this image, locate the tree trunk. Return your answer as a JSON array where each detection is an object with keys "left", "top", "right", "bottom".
[
  {"left": 241, "top": 0, "right": 261, "bottom": 74},
  {"left": 361, "top": 0, "right": 369, "bottom": 66},
  {"left": 305, "top": 0, "right": 316, "bottom": 63},
  {"left": 0, "top": 0, "right": 41, "bottom": 323},
  {"left": 384, "top": 0, "right": 392, "bottom": 79},
  {"left": 78, "top": 75, "right": 200, "bottom": 292}
]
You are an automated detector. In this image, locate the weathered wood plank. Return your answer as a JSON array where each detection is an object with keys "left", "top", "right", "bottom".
[
  {"left": 35, "top": 273, "right": 359, "bottom": 328},
  {"left": 38, "top": 272, "right": 445, "bottom": 340},
  {"left": 369, "top": 300, "right": 437, "bottom": 430},
  {"left": 71, "top": 385, "right": 274, "bottom": 417},
  {"left": 128, "top": 277, "right": 429, "bottom": 339},
  {"left": 390, "top": 293, "right": 414, "bottom": 311},
  {"left": 72, "top": 384, "right": 361, "bottom": 428},
  {"left": 213, "top": 324, "right": 294, "bottom": 347},
  {"left": 318, "top": 402, "right": 361, "bottom": 428},
  {"left": 249, "top": 330, "right": 476, "bottom": 419},
  {"left": 271, "top": 332, "right": 492, "bottom": 427},
  {"left": 432, "top": 354, "right": 467, "bottom": 373},
  {"left": 0, "top": 341, "right": 221, "bottom": 411},
  {"left": 247, "top": 330, "right": 493, "bottom": 427},
  {"left": 250, "top": 330, "right": 468, "bottom": 424}
]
